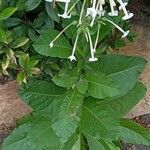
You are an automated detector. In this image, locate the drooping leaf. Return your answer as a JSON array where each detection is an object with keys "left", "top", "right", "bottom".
[
  {"left": 52, "top": 88, "right": 84, "bottom": 142},
  {"left": 79, "top": 82, "right": 146, "bottom": 139},
  {"left": 2, "top": 118, "right": 61, "bottom": 150},
  {"left": 86, "top": 135, "right": 120, "bottom": 150},
  {"left": 117, "top": 119, "right": 150, "bottom": 145},
  {"left": 86, "top": 55, "right": 147, "bottom": 93},
  {"left": 19, "top": 80, "right": 66, "bottom": 111},
  {"left": 33, "top": 29, "right": 71, "bottom": 58},
  {"left": 52, "top": 67, "right": 79, "bottom": 88}
]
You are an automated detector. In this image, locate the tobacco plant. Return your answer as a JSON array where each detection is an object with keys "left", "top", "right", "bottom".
[{"left": 1, "top": 0, "right": 150, "bottom": 149}]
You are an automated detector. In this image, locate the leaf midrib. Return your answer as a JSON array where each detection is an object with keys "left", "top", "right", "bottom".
[{"left": 107, "top": 64, "right": 142, "bottom": 77}]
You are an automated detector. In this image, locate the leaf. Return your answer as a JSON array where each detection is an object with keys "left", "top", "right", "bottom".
[
  {"left": 86, "top": 54, "right": 147, "bottom": 94},
  {"left": 61, "top": 134, "right": 79, "bottom": 150},
  {"left": 0, "top": 7, "right": 17, "bottom": 21},
  {"left": 117, "top": 119, "right": 150, "bottom": 145},
  {"left": 2, "top": 119, "right": 61, "bottom": 150},
  {"left": 106, "top": 82, "right": 147, "bottom": 118},
  {"left": 0, "top": 29, "right": 8, "bottom": 44},
  {"left": 19, "top": 80, "right": 66, "bottom": 111},
  {"left": 25, "top": 0, "right": 42, "bottom": 11},
  {"left": 52, "top": 88, "right": 84, "bottom": 142},
  {"left": 17, "top": 72, "right": 26, "bottom": 85},
  {"left": 52, "top": 67, "right": 79, "bottom": 88},
  {"left": 46, "top": 2, "right": 59, "bottom": 22},
  {"left": 79, "top": 82, "right": 146, "bottom": 139},
  {"left": 85, "top": 73, "right": 121, "bottom": 99},
  {"left": 11, "top": 37, "right": 29, "bottom": 48},
  {"left": 86, "top": 135, "right": 120, "bottom": 150},
  {"left": 33, "top": 29, "right": 71, "bottom": 58},
  {"left": 4, "top": 17, "right": 22, "bottom": 27},
  {"left": 79, "top": 98, "right": 119, "bottom": 140}
]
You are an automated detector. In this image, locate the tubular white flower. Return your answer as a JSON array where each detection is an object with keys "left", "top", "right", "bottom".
[
  {"left": 93, "top": 24, "right": 100, "bottom": 53},
  {"left": 49, "top": 22, "right": 73, "bottom": 47},
  {"left": 78, "top": 0, "right": 86, "bottom": 25},
  {"left": 117, "top": 0, "right": 134, "bottom": 20},
  {"left": 87, "top": 30, "right": 98, "bottom": 62},
  {"left": 108, "top": 0, "right": 118, "bottom": 16},
  {"left": 58, "top": 2, "right": 71, "bottom": 18},
  {"left": 68, "top": 32, "right": 80, "bottom": 61},
  {"left": 97, "top": 3, "right": 104, "bottom": 16},
  {"left": 105, "top": 18, "right": 129, "bottom": 38}
]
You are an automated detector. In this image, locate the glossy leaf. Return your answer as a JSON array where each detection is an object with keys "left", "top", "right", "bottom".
[{"left": 0, "top": 7, "right": 17, "bottom": 21}]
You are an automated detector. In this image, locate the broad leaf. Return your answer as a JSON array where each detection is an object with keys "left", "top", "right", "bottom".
[
  {"left": 19, "top": 80, "right": 66, "bottom": 111},
  {"left": 117, "top": 119, "right": 150, "bottom": 145},
  {"left": 79, "top": 98, "right": 119, "bottom": 139},
  {"left": 61, "top": 134, "right": 79, "bottom": 150},
  {"left": 86, "top": 55, "right": 146, "bottom": 93},
  {"left": 25, "top": 0, "right": 42, "bottom": 11},
  {"left": 79, "top": 82, "right": 146, "bottom": 139},
  {"left": 2, "top": 119, "right": 61, "bottom": 150},
  {"left": 52, "top": 67, "right": 79, "bottom": 88},
  {"left": 52, "top": 88, "right": 84, "bottom": 142},
  {"left": 33, "top": 29, "right": 71, "bottom": 58},
  {"left": 86, "top": 135, "right": 120, "bottom": 150},
  {"left": 82, "top": 73, "right": 121, "bottom": 99}
]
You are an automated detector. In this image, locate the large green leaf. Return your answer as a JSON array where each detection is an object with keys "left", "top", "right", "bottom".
[
  {"left": 52, "top": 67, "right": 79, "bottom": 88},
  {"left": 86, "top": 55, "right": 147, "bottom": 93},
  {"left": 117, "top": 119, "right": 150, "bottom": 145},
  {"left": 79, "top": 82, "right": 146, "bottom": 139},
  {"left": 52, "top": 88, "right": 84, "bottom": 142},
  {"left": 78, "top": 73, "right": 121, "bottom": 99},
  {"left": 19, "top": 80, "right": 66, "bottom": 111},
  {"left": 25, "top": 0, "right": 42, "bottom": 11},
  {"left": 33, "top": 29, "right": 71, "bottom": 58},
  {"left": 2, "top": 120, "right": 61, "bottom": 150},
  {"left": 86, "top": 135, "right": 120, "bottom": 150},
  {"left": 0, "top": 7, "right": 17, "bottom": 21}
]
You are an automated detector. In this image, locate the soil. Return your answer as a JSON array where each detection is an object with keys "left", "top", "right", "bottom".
[{"left": 0, "top": 80, "right": 31, "bottom": 144}]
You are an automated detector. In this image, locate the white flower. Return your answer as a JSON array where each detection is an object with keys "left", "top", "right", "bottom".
[
  {"left": 97, "top": 0, "right": 105, "bottom": 17},
  {"left": 108, "top": 0, "right": 118, "bottom": 16},
  {"left": 121, "top": 30, "right": 129, "bottom": 38},
  {"left": 105, "top": 18, "right": 129, "bottom": 38},
  {"left": 68, "top": 55, "right": 76, "bottom": 61},
  {"left": 58, "top": 2, "right": 71, "bottom": 19},
  {"left": 49, "top": 42, "right": 54, "bottom": 48},
  {"left": 117, "top": 0, "right": 134, "bottom": 20},
  {"left": 87, "top": 30, "right": 98, "bottom": 62},
  {"left": 68, "top": 33, "right": 79, "bottom": 61}
]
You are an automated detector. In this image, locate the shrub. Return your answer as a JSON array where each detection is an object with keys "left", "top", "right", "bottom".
[{"left": 1, "top": 0, "right": 150, "bottom": 149}]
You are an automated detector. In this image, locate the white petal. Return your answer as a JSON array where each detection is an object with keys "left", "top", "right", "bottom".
[
  {"left": 89, "top": 57, "right": 98, "bottom": 62},
  {"left": 68, "top": 55, "right": 76, "bottom": 61}
]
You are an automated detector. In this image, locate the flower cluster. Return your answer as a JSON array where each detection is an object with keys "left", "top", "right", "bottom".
[{"left": 46, "top": 0, "right": 134, "bottom": 62}]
